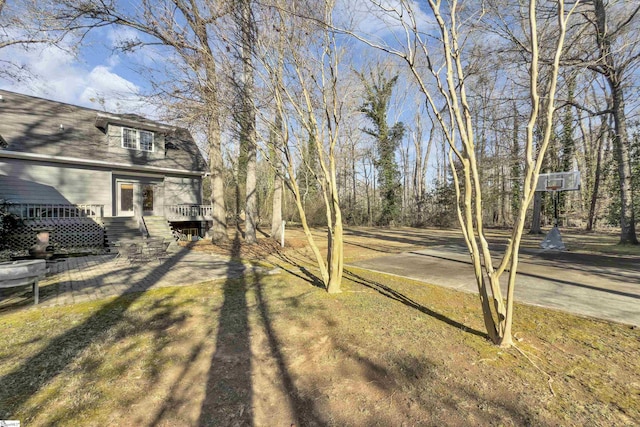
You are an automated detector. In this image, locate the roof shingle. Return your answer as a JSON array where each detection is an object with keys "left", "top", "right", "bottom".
[{"left": 0, "top": 90, "right": 207, "bottom": 173}]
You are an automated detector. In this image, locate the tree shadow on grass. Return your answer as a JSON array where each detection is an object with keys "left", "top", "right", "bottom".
[
  {"left": 330, "top": 343, "right": 539, "bottom": 425},
  {"left": 198, "top": 232, "right": 253, "bottom": 426},
  {"left": 271, "top": 250, "right": 326, "bottom": 290},
  {"left": 253, "top": 268, "right": 327, "bottom": 426},
  {"left": 0, "top": 248, "right": 195, "bottom": 418},
  {"left": 344, "top": 227, "right": 466, "bottom": 250},
  {"left": 41, "top": 288, "right": 198, "bottom": 427},
  {"left": 198, "top": 233, "right": 325, "bottom": 425},
  {"left": 343, "top": 269, "right": 487, "bottom": 339}
]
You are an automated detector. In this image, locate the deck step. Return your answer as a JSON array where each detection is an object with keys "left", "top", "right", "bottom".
[
  {"left": 102, "top": 217, "right": 145, "bottom": 251},
  {"left": 142, "top": 216, "right": 174, "bottom": 240}
]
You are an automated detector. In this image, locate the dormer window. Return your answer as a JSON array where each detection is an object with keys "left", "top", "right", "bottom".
[{"left": 122, "top": 127, "right": 154, "bottom": 152}]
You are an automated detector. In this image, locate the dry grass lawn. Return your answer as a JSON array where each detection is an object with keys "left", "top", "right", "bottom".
[{"left": 0, "top": 226, "right": 638, "bottom": 426}]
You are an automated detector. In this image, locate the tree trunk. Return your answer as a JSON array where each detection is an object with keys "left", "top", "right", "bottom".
[
  {"left": 327, "top": 215, "right": 343, "bottom": 293},
  {"left": 327, "top": 151, "right": 344, "bottom": 293},
  {"left": 610, "top": 85, "right": 638, "bottom": 244},
  {"left": 529, "top": 191, "right": 542, "bottom": 234},
  {"left": 271, "top": 173, "right": 283, "bottom": 241},
  {"left": 245, "top": 142, "right": 257, "bottom": 243},
  {"left": 586, "top": 123, "right": 606, "bottom": 231},
  {"left": 209, "top": 115, "right": 228, "bottom": 244},
  {"left": 592, "top": 0, "right": 638, "bottom": 244},
  {"left": 270, "top": 118, "right": 284, "bottom": 243},
  {"left": 363, "top": 157, "right": 372, "bottom": 226},
  {"left": 239, "top": 0, "right": 257, "bottom": 244},
  {"left": 351, "top": 142, "right": 357, "bottom": 214}
]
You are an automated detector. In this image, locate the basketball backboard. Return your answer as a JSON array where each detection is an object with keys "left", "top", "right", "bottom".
[{"left": 535, "top": 171, "right": 581, "bottom": 192}]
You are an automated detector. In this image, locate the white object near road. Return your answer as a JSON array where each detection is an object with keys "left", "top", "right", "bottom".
[{"left": 540, "top": 226, "right": 566, "bottom": 251}]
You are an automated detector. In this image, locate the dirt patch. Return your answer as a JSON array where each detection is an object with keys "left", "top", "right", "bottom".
[{"left": 183, "top": 232, "right": 307, "bottom": 261}]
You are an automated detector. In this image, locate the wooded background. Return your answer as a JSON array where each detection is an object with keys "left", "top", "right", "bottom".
[{"left": 1, "top": 0, "right": 638, "bottom": 236}]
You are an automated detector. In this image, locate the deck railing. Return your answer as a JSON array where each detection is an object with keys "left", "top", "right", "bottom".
[
  {"left": 4, "top": 203, "right": 214, "bottom": 221},
  {"left": 165, "top": 204, "right": 213, "bottom": 220},
  {"left": 6, "top": 203, "right": 104, "bottom": 219}
]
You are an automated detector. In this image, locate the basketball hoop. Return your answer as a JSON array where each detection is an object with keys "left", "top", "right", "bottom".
[{"left": 533, "top": 170, "right": 580, "bottom": 230}]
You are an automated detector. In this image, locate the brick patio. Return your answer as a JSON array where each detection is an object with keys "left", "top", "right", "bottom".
[{"left": 1, "top": 247, "right": 253, "bottom": 309}]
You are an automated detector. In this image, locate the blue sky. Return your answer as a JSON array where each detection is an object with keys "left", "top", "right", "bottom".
[{"left": 0, "top": 0, "right": 431, "bottom": 114}]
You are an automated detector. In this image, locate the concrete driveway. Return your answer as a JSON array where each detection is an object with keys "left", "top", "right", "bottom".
[{"left": 349, "top": 244, "right": 640, "bottom": 327}]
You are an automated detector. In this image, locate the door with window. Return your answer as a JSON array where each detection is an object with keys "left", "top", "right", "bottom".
[{"left": 118, "top": 182, "right": 135, "bottom": 216}]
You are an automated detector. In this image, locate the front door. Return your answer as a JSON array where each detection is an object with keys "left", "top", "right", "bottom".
[{"left": 118, "top": 182, "right": 134, "bottom": 216}]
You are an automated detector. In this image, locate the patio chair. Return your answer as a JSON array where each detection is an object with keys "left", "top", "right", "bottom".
[
  {"left": 122, "top": 242, "right": 145, "bottom": 264},
  {"left": 145, "top": 238, "right": 171, "bottom": 264},
  {"left": 112, "top": 241, "right": 125, "bottom": 264}
]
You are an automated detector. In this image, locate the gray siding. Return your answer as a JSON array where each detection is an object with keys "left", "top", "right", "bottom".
[
  {"left": 0, "top": 158, "right": 112, "bottom": 208},
  {"left": 164, "top": 176, "right": 202, "bottom": 205}
]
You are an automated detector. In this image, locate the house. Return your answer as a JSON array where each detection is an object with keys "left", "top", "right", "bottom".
[{"left": 0, "top": 89, "right": 212, "bottom": 249}]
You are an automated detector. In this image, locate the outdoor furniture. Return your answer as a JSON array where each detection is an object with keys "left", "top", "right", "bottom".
[
  {"left": 113, "top": 241, "right": 136, "bottom": 264},
  {"left": 122, "top": 242, "right": 145, "bottom": 264},
  {"left": 0, "top": 259, "right": 46, "bottom": 304},
  {"left": 112, "top": 241, "right": 123, "bottom": 264},
  {"left": 145, "top": 238, "right": 171, "bottom": 263}
]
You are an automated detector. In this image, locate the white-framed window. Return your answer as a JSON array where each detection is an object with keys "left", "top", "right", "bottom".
[{"left": 121, "top": 127, "right": 154, "bottom": 152}]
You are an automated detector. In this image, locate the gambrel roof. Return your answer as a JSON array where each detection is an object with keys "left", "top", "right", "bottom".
[{"left": 0, "top": 90, "right": 207, "bottom": 174}]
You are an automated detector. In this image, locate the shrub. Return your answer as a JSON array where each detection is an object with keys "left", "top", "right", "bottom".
[{"left": 0, "top": 200, "right": 22, "bottom": 250}]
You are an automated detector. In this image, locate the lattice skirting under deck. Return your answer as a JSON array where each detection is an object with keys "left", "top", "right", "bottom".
[{"left": 6, "top": 219, "right": 105, "bottom": 250}]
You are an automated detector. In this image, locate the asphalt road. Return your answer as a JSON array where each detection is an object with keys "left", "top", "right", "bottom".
[{"left": 349, "top": 244, "right": 640, "bottom": 327}]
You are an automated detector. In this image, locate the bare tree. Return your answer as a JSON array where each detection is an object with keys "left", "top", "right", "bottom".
[
  {"left": 578, "top": 106, "right": 609, "bottom": 231},
  {"left": 257, "top": 0, "right": 345, "bottom": 293},
  {"left": 267, "top": 13, "right": 286, "bottom": 243},
  {"left": 411, "top": 109, "right": 435, "bottom": 225},
  {"left": 235, "top": 0, "right": 258, "bottom": 244},
  {"left": 0, "top": 0, "right": 91, "bottom": 81},
  {"left": 575, "top": 0, "right": 640, "bottom": 244},
  {"left": 269, "top": 112, "right": 284, "bottom": 242},
  {"left": 349, "top": 0, "right": 578, "bottom": 346}
]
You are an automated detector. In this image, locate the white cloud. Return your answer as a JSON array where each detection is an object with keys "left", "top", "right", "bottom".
[
  {"left": 78, "top": 65, "right": 149, "bottom": 113},
  {"left": 0, "top": 37, "right": 154, "bottom": 116}
]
